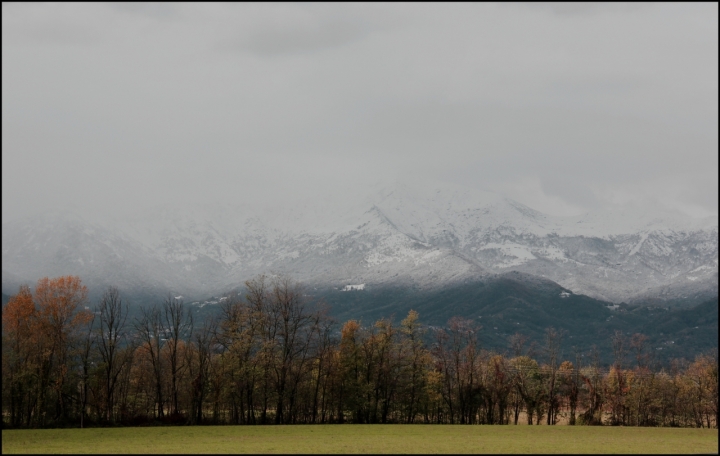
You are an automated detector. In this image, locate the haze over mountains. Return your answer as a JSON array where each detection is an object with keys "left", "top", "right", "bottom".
[{"left": 3, "top": 182, "right": 717, "bottom": 308}]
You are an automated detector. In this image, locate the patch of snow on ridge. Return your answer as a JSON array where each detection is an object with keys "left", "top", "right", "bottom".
[
  {"left": 479, "top": 243, "right": 537, "bottom": 267},
  {"left": 364, "top": 231, "right": 436, "bottom": 266},
  {"left": 629, "top": 232, "right": 649, "bottom": 256},
  {"left": 688, "top": 263, "right": 717, "bottom": 274},
  {"left": 535, "top": 246, "right": 567, "bottom": 261},
  {"left": 343, "top": 284, "right": 365, "bottom": 291}
]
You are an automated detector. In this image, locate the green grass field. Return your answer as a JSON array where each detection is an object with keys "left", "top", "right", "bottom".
[{"left": 2, "top": 425, "right": 717, "bottom": 454}]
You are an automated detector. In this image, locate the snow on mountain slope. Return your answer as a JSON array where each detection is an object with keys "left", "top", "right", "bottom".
[
  {"left": 1, "top": 211, "right": 177, "bottom": 299},
  {"left": 2, "top": 183, "right": 716, "bottom": 305},
  {"left": 359, "top": 183, "right": 717, "bottom": 304}
]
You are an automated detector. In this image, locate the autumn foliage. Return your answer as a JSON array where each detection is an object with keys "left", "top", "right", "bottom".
[
  {"left": 2, "top": 276, "right": 91, "bottom": 427},
  {"left": 2, "top": 275, "right": 718, "bottom": 428}
]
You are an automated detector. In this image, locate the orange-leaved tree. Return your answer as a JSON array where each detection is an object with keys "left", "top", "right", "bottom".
[
  {"left": 33, "top": 276, "right": 91, "bottom": 425},
  {"left": 2, "top": 285, "right": 37, "bottom": 427}
]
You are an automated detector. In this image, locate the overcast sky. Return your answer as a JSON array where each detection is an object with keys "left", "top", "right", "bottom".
[{"left": 2, "top": 2, "right": 717, "bottom": 221}]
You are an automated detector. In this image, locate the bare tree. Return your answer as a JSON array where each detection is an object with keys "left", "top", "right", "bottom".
[
  {"left": 581, "top": 345, "right": 604, "bottom": 425},
  {"left": 612, "top": 330, "right": 626, "bottom": 370},
  {"left": 509, "top": 333, "right": 528, "bottom": 358},
  {"left": 78, "top": 311, "right": 95, "bottom": 428},
  {"left": 544, "top": 327, "right": 563, "bottom": 425},
  {"left": 95, "top": 287, "right": 133, "bottom": 423},
  {"left": 568, "top": 346, "right": 582, "bottom": 425},
  {"left": 311, "top": 312, "right": 335, "bottom": 424},
  {"left": 438, "top": 317, "right": 480, "bottom": 424},
  {"left": 630, "top": 333, "right": 651, "bottom": 369},
  {"left": 134, "top": 305, "right": 165, "bottom": 418},
  {"left": 163, "top": 295, "right": 193, "bottom": 416},
  {"left": 609, "top": 330, "right": 627, "bottom": 424},
  {"left": 186, "top": 316, "right": 216, "bottom": 424},
  {"left": 244, "top": 275, "right": 273, "bottom": 424},
  {"left": 268, "top": 275, "right": 317, "bottom": 424}
]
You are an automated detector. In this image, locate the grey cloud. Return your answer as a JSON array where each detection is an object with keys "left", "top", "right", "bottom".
[
  {"left": 233, "top": 19, "right": 372, "bottom": 56},
  {"left": 2, "top": 6, "right": 104, "bottom": 47},
  {"left": 546, "top": 77, "right": 642, "bottom": 99},
  {"left": 20, "top": 24, "right": 102, "bottom": 45},
  {"left": 110, "top": 2, "right": 180, "bottom": 19},
  {"left": 2, "top": 3, "right": 717, "bottom": 220},
  {"left": 213, "top": 3, "right": 393, "bottom": 56},
  {"left": 520, "top": 2, "right": 653, "bottom": 16}
]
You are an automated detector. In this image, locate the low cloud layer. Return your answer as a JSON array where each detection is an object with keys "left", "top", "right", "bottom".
[{"left": 2, "top": 3, "right": 717, "bottom": 220}]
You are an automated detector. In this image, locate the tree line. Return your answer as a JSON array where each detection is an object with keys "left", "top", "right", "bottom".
[{"left": 2, "top": 275, "right": 717, "bottom": 428}]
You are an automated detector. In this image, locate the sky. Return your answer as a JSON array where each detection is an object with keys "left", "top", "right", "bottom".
[{"left": 2, "top": 2, "right": 718, "bottom": 221}]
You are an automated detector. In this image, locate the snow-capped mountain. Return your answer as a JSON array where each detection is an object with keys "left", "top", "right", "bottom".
[{"left": 2, "top": 183, "right": 717, "bottom": 306}]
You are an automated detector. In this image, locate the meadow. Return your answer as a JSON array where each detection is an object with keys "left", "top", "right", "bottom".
[{"left": 2, "top": 425, "right": 718, "bottom": 454}]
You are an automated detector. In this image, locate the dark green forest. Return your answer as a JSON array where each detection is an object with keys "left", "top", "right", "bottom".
[{"left": 191, "top": 272, "right": 718, "bottom": 365}]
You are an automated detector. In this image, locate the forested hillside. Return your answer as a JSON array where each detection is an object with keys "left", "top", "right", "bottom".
[
  {"left": 3, "top": 275, "right": 716, "bottom": 429},
  {"left": 276, "top": 273, "right": 718, "bottom": 365}
]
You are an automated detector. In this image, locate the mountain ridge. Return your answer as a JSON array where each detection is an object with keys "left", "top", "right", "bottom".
[{"left": 3, "top": 183, "right": 717, "bottom": 306}]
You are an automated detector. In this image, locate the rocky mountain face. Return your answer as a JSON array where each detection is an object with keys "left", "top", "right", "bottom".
[{"left": 2, "top": 183, "right": 717, "bottom": 307}]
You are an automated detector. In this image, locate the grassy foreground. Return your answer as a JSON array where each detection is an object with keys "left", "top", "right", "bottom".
[{"left": 2, "top": 424, "right": 718, "bottom": 454}]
